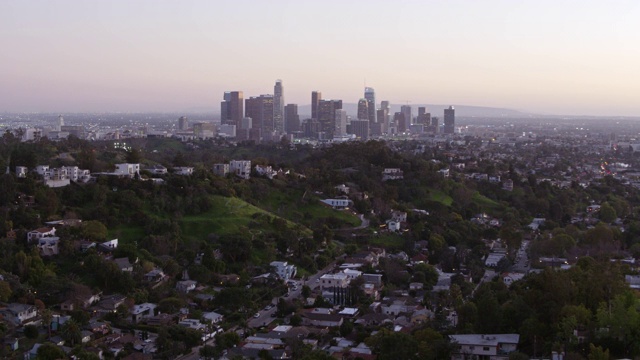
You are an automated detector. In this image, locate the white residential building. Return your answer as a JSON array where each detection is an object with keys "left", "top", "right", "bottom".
[
  {"left": 270, "top": 261, "right": 296, "bottom": 281},
  {"left": 15, "top": 166, "right": 28, "bottom": 178},
  {"left": 319, "top": 273, "right": 350, "bottom": 288},
  {"left": 114, "top": 163, "right": 140, "bottom": 177},
  {"left": 27, "top": 227, "right": 56, "bottom": 243},
  {"left": 213, "top": 163, "right": 229, "bottom": 177},
  {"left": 449, "top": 334, "right": 520, "bottom": 360},
  {"left": 342, "top": 269, "right": 362, "bottom": 280},
  {"left": 174, "top": 167, "right": 194, "bottom": 176},
  {"left": 320, "top": 198, "right": 353, "bottom": 209},
  {"left": 230, "top": 160, "right": 251, "bottom": 179}
]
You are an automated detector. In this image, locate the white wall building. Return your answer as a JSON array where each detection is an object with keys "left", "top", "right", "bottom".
[
  {"left": 319, "top": 273, "right": 350, "bottom": 288},
  {"left": 449, "top": 334, "right": 520, "bottom": 360},
  {"left": 270, "top": 261, "right": 296, "bottom": 281},
  {"left": 230, "top": 160, "right": 251, "bottom": 179},
  {"left": 114, "top": 163, "right": 140, "bottom": 177}
]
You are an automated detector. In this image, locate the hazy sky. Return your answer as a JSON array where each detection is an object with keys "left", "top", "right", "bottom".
[{"left": 1, "top": 0, "right": 639, "bottom": 116}]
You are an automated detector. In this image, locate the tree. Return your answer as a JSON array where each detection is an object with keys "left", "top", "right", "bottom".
[
  {"left": 37, "top": 343, "right": 66, "bottom": 360},
  {"left": 340, "top": 320, "right": 354, "bottom": 337},
  {"left": 0, "top": 280, "right": 12, "bottom": 302},
  {"left": 215, "top": 331, "right": 241, "bottom": 350},
  {"left": 126, "top": 148, "right": 142, "bottom": 163},
  {"left": 599, "top": 202, "right": 617, "bottom": 223},
  {"left": 60, "top": 318, "right": 82, "bottom": 347},
  {"left": 81, "top": 220, "right": 108, "bottom": 241},
  {"left": 366, "top": 330, "right": 420, "bottom": 360},
  {"left": 301, "top": 285, "right": 311, "bottom": 298},
  {"left": 509, "top": 352, "right": 530, "bottom": 360},
  {"left": 24, "top": 324, "right": 39, "bottom": 339},
  {"left": 199, "top": 345, "right": 220, "bottom": 360},
  {"left": 41, "top": 308, "right": 53, "bottom": 339},
  {"left": 588, "top": 344, "right": 611, "bottom": 360}
]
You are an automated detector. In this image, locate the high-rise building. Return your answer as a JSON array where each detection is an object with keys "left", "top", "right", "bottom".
[
  {"left": 380, "top": 101, "right": 390, "bottom": 134},
  {"left": 394, "top": 112, "right": 407, "bottom": 133},
  {"left": 335, "top": 109, "right": 347, "bottom": 137},
  {"left": 431, "top": 117, "right": 439, "bottom": 133},
  {"left": 221, "top": 91, "right": 243, "bottom": 127},
  {"left": 416, "top": 107, "right": 430, "bottom": 125},
  {"left": 311, "top": 91, "right": 322, "bottom": 120},
  {"left": 444, "top": 106, "right": 455, "bottom": 134},
  {"left": 350, "top": 119, "right": 370, "bottom": 141},
  {"left": 357, "top": 99, "right": 369, "bottom": 120},
  {"left": 245, "top": 95, "right": 274, "bottom": 138},
  {"left": 317, "top": 99, "right": 342, "bottom": 139},
  {"left": 364, "top": 87, "right": 377, "bottom": 124},
  {"left": 57, "top": 115, "right": 64, "bottom": 132},
  {"left": 284, "top": 104, "right": 300, "bottom": 134},
  {"left": 273, "top": 80, "right": 285, "bottom": 133},
  {"left": 178, "top": 116, "right": 189, "bottom": 131},
  {"left": 401, "top": 105, "right": 412, "bottom": 126}
]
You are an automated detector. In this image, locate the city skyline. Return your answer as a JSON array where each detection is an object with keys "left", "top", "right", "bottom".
[{"left": 1, "top": 1, "right": 639, "bottom": 116}]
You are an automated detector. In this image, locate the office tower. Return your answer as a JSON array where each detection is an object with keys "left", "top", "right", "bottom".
[
  {"left": 221, "top": 91, "right": 243, "bottom": 126},
  {"left": 444, "top": 106, "right": 455, "bottom": 134},
  {"left": 401, "top": 105, "right": 412, "bottom": 126},
  {"left": 394, "top": 112, "right": 407, "bottom": 133},
  {"left": 57, "top": 115, "right": 64, "bottom": 132},
  {"left": 245, "top": 95, "right": 275, "bottom": 138},
  {"left": 302, "top": 118, "right": 319, "bottom": 138},
  {"left": 284, "top": 104, "right": 300, "bottom": 133},
  {"left": 431, "top": 117, "right": 439, "bottom": 133},
  {"left": 317, "top": 99, "right": 342, "bottom": 139},
  {"left": 364, "top": 87, "right": 377, "bottom": 123},
  {"left": 273, "top": 80, "right": 284, "bottom": 133},
  {"left": 241, "top": 117, "right": 253, "bottom": 130},
  {"left": 178, "top": 116, "right": 189, "bottom": 131},
  {"left": 357, "top": 99, "right": 369, "bottom": 120},
  {"left": 311, "top": 91, "right": 322, "bottom": 120},
  {"left": 350, "top": 120, "right": 370, "bottom": 141},
  {"left": 416, "top": 107, "right": 430, "bottom": 125},
  {"left": 380, "top": 101, "right": 390, "bottom": 134},
  {"left": 373, "top": 109, "right": 386, "bottom": 136},
  {"left": 335, "top": 109, "right": 347, "bottom": 137}
]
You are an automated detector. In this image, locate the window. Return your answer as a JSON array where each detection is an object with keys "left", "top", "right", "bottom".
[{"left": 483, "top": 347, "right": 490, "bottom": 351}]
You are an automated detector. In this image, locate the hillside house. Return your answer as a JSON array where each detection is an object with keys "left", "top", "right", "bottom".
[
  {"left": 320, "top": 198, "right": 353, "bottom": 209},
  {"left": 270, "top": 261, "right": 297, "bottom": 281},
  {"left": 212, "top": 163, "right": 229, "bottom": 177},
  {"left": 230, "top": 160, "right": 251, "bottom": 179},
  {"left": 174, "top": 167, "right": 194, "bottom": 176},
  {"left": 27, "top": 227, "right": 56, "bottom": 243},
  {"left": 114, "top": 163, "right": 140, "bottom": 178},
  {"left": 449, "top": 334, "right": 520, "bottom": 360}
]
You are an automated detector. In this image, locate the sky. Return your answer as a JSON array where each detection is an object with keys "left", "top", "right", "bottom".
[{"left": 1, "top": 0, "right": 640, "bottom": 116}]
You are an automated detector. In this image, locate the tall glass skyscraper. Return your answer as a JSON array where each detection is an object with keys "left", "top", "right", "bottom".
[
  {"left": 364, "top": 87, "right": 377, "bottom": 123},
  {"left": 273, "top": 80, "right": 284, "bottom": 133}
]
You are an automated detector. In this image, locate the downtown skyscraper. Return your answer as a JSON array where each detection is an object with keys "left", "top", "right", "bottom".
[
  {"left": 311, "top": 91, "right": 322, "bottom": 120},
  {"left": 221, "top": 91, "right": 244, "bottom": 127},
  {"left": 364, "top": 87, "right": 377, "bottom": 124},
  {"left": 317, "top": 99, "right": 342, "bottom": 139},
  {"left": 273, "top": 80, "right": 284, "bottom": 133},
  {"left": 444, "top": 106, "right": 455, "bottom": 134}
]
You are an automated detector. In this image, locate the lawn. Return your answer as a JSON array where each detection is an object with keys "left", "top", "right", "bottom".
[
  {"left": 180, "top": 195, "right": 277, "bottom": 243},
  {"left": 367, "top": 232, "right": 406, "bottom": 251},
  {"left": 426, "top": 188, "right": 453, "bottom": 206},
  {"left": 472, "top": 192, "right": 503, "bottom": 212},
  {"left": 259, "top": 186, "right": 361, "bottom": 228}
]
